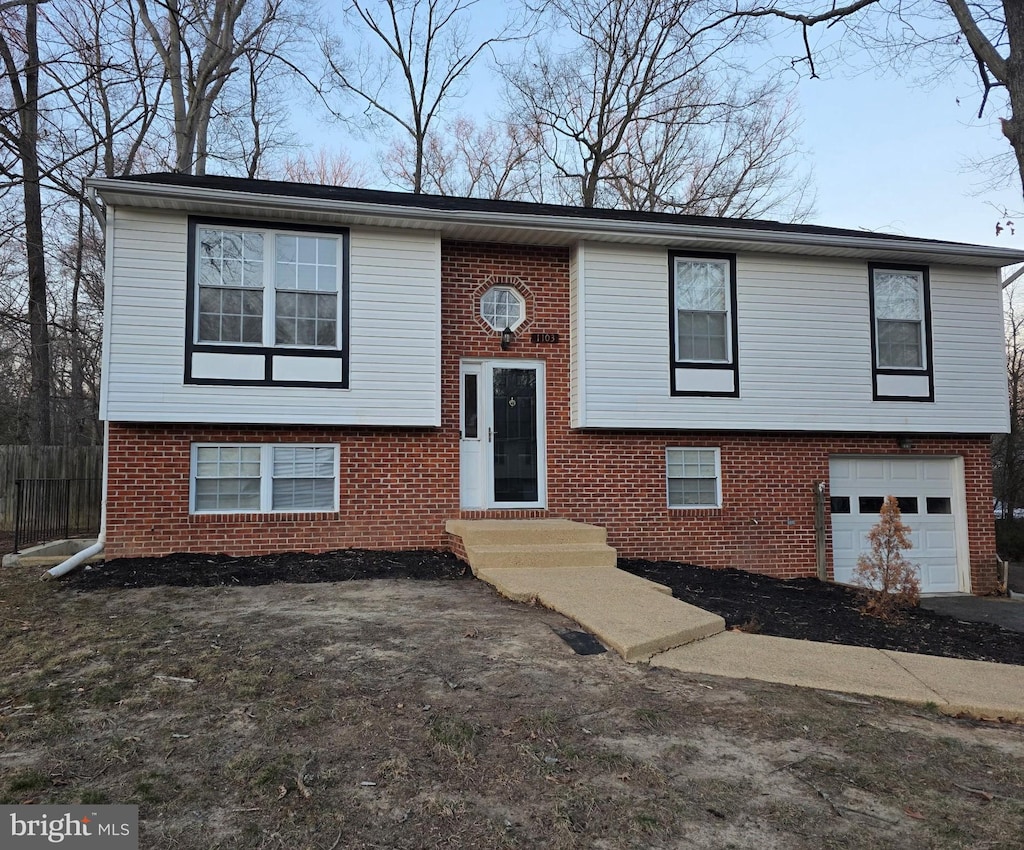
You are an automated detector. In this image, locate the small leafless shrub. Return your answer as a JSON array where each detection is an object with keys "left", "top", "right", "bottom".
[{"left": 853, "top": 495, "right": 921, "bottom": 621}]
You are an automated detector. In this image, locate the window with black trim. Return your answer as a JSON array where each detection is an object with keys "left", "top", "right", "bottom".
[
  {"left": 191, "top": 443, "right": 339, "bottom": 514},
  {"left": 868, "top": 263, "right": 933, "bottom": 401},
  {"left": 186, "top": 217, "right": 349, "bottom": 388},
  {"left": 669, "top": 252, "right": 739, "bottom": 397}
]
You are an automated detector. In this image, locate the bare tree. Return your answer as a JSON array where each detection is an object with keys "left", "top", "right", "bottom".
[
  {"left": 280, "top": 147, "right": 369, "bottom": 186},
  {"left": 994, "top": 277, "right": 1024, "bottom": 518},
  {"left": 36, "top": 0, "right": 170, "bottom": 445},
  {"left": 384, "top": 114, "right": 544, "bottom": 199},
  {"left": 134, "top": 0, "right": 294, "bottom": 174},
  {"left": 0, "top": 0, "right": 310, "bottom": 445},
  {"left": 46, "top": 0, "right": 166, "bottom": 184},
  {"left": 202, "top": 18, "right": 302, "bottom": 178},
  {"left": 608, "top": 86, "right": 814, "bottom": 219},
  {"left": 320, "top": 0, "right": 524, "bottom": 193},
  {"left": 503, "top": 0, "right": 811, "bottom": 217},
  {"left": 0, "top": 0, "right": 54, "bottom": 443}
]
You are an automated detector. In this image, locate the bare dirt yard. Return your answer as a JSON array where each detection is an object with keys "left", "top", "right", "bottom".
[{"left": 2, "top": 557, "right": 1024, "bottom": 849}]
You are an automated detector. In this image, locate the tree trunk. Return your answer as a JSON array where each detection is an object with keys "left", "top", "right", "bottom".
[
  {"left": 1002, "top": 0, "right": 1024, "bottom": 197},
  {"left": 69, "top": 202, "right": 87, "bottom": 446},
  {"left": 21, "top": 2, "right": 52, "bottom": 445},
  {"left": 413, "top": 133, "right": 424, "bottom": 194}
]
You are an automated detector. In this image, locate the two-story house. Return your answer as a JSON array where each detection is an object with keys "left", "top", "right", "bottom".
[{"left": 89, "top": 173, "right": 1024, "bottom": 595}]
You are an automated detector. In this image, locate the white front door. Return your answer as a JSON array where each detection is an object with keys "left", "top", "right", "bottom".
[
  {"left": 829, "top": 456, "right": 970, "bottom": 594},
  {"left": 459, "top": 360, "right": 546, "bottom": 509}
]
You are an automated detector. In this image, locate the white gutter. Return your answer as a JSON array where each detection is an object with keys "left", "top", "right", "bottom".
[
  {"left": 85, "top": 185, "right": 106, "bottom": 230},
  {"left": 42, "top": 422, "right": 109, "bottom": 580},
  {"left": 87, "top": 178, "right": 1024, "bottom": 266}
]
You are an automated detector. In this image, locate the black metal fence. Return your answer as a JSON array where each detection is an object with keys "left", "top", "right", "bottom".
[{"left": 13, "top": 478, "right": 102, "bottom": 553}]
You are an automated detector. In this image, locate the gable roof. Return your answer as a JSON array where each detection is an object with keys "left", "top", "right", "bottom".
[{"left": 89, "top": 172, "right": 1024, "bottom": 268}]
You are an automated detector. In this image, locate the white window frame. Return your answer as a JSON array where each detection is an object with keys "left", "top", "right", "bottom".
[
  {"left": 672, "top": 256, "right": 733, "bottom": 365},
  {"left": 666, "top": 447, "right": 722, "bottom": 509},
  {"left": 871, "top": 267, "right": 927, "bottom": 371},
  {"left": 190, "top": 443, "right": 340, "bottom": 514},
  {"left": 194, "top": 224, "right": 344, "bottom": 351},
  {"left": 480, "top": 285, "right": 526, "bottom": 332}
]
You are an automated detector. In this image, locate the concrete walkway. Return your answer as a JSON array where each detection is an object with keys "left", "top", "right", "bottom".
[
  {"left": 474, "top": 561, "right": 1024, "bottom": 721},
  {"left": 479, "top": 565, "right": 724, "bottom": 661},
  {"left": 490, "top": 569, "right": 1024, "bottom": 721},
  {"left": 651, "top": 631, "right": 1024, "bottom": 722},
  {"left": 452, "top": 519, "right": 1024, "bottom": 722}
]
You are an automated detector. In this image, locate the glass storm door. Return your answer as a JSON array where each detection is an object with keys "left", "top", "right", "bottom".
[
  {"left": 491, "top": 366, "right": 538, "bottom": 503},
  {"left": 459, "top": 361, "right": 545, "bottom": 509}
]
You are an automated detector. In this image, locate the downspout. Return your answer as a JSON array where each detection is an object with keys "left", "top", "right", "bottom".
[{"left": 42, "top": 421, "right": 108, "bottom": 580}]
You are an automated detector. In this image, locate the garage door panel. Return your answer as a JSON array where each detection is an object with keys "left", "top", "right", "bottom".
[
  {"left": 830, "top": 459, "right": 854, "bottom": 483},
  {"left": 853, "top": 459, "right": 886, "bottom": 483},
  {"left": 922, "top": 461, "right": 953, "bottom": 483},
  {"left": 829, "top": 456, "right": 962, "bottom": 595},
  {"left": 921, "top": 528, "right": 955, "bottom": 550},
  {"left": 832, "top": 528, "right": 857, "bottom": 552},
  {"left": 919, "top": 557, "right": 959, "bottom": 593},
  {"left": 888, "top": 463, "right": 922, "bottom": 482}
]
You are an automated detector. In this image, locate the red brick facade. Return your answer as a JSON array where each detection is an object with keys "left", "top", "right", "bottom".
[{"left": 104, "top": 241, "right": 1001, "bottom": 593}]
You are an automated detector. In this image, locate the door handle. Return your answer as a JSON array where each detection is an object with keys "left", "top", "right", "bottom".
[{"left": 488, "top": 427, "right": 494, "bottom": 442}]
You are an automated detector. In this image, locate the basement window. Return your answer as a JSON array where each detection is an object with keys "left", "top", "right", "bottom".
[
  {"left": 191, "top": 443, "right": 339, "bottom": 513},
  {"left": 666, "top": 447, "right": 721, "bottom": 509}
]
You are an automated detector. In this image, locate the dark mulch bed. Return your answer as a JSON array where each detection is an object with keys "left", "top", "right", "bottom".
[
  {"left": 66, "top": 549, "right": 469, "bottom": 589},
  {"left": 619, "top": 559, "right": 1024, "bottom": 667},
  {"left": 61, "top": 549, "right": 1022, "bottom": 666}
]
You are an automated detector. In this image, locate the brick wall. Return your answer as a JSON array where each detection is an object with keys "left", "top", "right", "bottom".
[{"left": 104, "top": 240, "right": 1001, "bottom": 593}]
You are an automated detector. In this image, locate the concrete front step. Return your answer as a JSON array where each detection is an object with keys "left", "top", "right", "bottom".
[
  {"left": 477, "top": 566, "right": 726, "bottom": 662},
  {"left": 447, "top": 518, "right": 726, "bottom": 661},
  {"left": 465, "top": 542, "right": 616, "bottom": 570},
  {"left": 446, "top": 518, "right": 607, "bottom": 547}
]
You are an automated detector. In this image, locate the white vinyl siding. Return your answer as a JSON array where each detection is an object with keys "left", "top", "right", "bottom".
[
  {"left": 573, "top": 242, "right": 1008, "bottom": 433},
  {"left": 667, "top": 447, "right": 721, "bottom": 508},
  {"left": 101, "top": 209, "right": 442, "bottom": 426},
  {"left": 191, "top": 443, "right": 339, "bottom": 514}
]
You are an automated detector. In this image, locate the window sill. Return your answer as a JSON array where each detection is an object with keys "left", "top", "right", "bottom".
[{"left": 188, "top": 510, "right": 340, "bottom": 522}]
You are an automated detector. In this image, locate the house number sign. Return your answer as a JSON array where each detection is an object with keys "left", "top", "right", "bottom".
[{"left": 530, "top": 333, "right": 560, "bottom": 344}]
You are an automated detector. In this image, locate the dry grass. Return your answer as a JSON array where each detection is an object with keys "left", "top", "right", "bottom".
[{"left": 2, "top": 563, "right": 1023, "bottom": 849}]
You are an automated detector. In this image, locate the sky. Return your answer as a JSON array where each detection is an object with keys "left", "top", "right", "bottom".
[
  {"left": 793, "top": 71, "right": 1020, "bottom": 249},
  {"left": 307, "top": 4, "right": 1023, "bottom": 251}
]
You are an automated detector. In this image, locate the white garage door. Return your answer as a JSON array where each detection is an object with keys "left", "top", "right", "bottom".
[{"left": 829, "top": 457, "right": 965, "bottom": 594}]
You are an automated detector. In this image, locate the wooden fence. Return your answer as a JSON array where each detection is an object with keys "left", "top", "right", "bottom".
[{"left": 0, "top": 445, "right": 102, "bottom": 532}]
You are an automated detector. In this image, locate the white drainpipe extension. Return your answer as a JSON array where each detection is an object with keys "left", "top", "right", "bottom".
[
  {"left": 43, "top": 534, "right": 105, "bottom": 580},
  {"left": 42, "top": 422, "right": 109, "bottom": 581}
]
